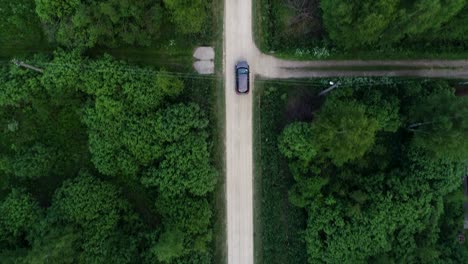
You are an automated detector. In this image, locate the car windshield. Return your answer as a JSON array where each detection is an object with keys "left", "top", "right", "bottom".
[{"left": 238, "top": 68, "right": 249, "bottom": 74}]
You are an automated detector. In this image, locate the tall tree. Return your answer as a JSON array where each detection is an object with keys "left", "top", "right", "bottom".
[
  {"left": 49, "top": 173, "right": 141, "bottom": 263},
  {"left": 407, "top": 88, "right": 468, "bottom": 161},
  {"left": 0, "top": 189, "right": 41, "bottom": 247},
  {"left": 311, "top": 99, "right": 380, "bottom": 166},
  {"left": 80, "top": 56, "right": 186, "bottom": 177}
]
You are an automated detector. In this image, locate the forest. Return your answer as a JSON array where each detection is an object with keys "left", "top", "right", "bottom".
[
  {"left": 0, "top": 50, "right": 219, "bottom": 263},
  {"left": 0, "top": 0, "right": 223, "bottom": 263},
  {"left": 256, "top": 0, "right": 468, "bottom": 58},
  {"left": 257, "top": 78, "right": 468, "bottom": 263}
]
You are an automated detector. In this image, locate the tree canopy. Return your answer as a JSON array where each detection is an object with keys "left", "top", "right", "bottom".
[
  {"left": 163, "top": 0, "right": 209, "bottom": 34},
  {"left": 0, "top": 0, "right": 44, "bottom": 45},
  {"left": 407, "top": 88, "right": 468, "bottom": 161},
  {"left": 320, "top": 0, "right": 468, "bottom": 49},
  {"left": 0, "top": 51, "right": 218, "bottom": 263},
  {"left": 0, "top": 189, "right": 41, "bottom": 248},
  {"left": 35, "top": 0, "right": 162, "bottom": 47},
  {"left": 278, "top": 79, "right": 468, "bottom": 263}
]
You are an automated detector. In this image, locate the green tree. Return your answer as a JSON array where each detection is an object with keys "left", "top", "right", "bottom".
[
  {"left": 320, "top": 0, "right": 399, "bottom": 48},
  {"left": 320, "top": 0, "right": 467, "bottom": 49},
  {"left": 6, "top": 144, "right": 56, "bottom": 180},
  {"left": 312, "top": 99, "right": 380, "bottom": 166},
  {"left": 0, "top": 189, "right": 41, "bottom": 247},
  {"left": 35, "top": 0, "right": 162, "bottom": 48},
  {"left": 407, "top": 89, "right": 468, "bottom": 161},
  {"left": 35, "top": 0, "right": 80, "bottom": 20},
  {"left": 40, "top": 49, "right": 84, "bottom": 99},
  {"left": 436, "top": 4, "right": 468, "bottom": 42},
  {"left": 303, "top": 148, "right": 464, "bottom": 263},
  {"left": 142, "top": 114, "right": 217, "bottom": 196},
  {"left": 278, "top": 122, "right": 317, "bottom": 169},
  {"left": 163, "top": 0, "right": 208, "bottom": 34},
  {"left": 51, "top": 174, "right": 128, "bottom": 230},
  {"left": 156, "top": 194, "right": 213, "bottom": 258},
  {"left": 151, "top": 229, "right": 185, "bottom": 262},
  {"left": 80, "top": 56, "right": 187, "bottom": 177},
  {"left": 0, "top": 51, "right": 218, "bottom": 263},
  {"left": 278, "top": 80, "right": 467, "bottom": 264},
  {"left": 0, "top": 56, "right": 88, "bottom": 185},
  {"left": 0, "top": 0, "right": 44, "bottom": 46},
  {"left": 49, "top": 173, "right": 140, "bottom": 263},
  {"left": 384, "top": 0, "right": 466, "bottom": 43},
  {"left": 21, "top": 226, "right": 80, "bottom": 264},
  {"left": 0, "top": 64, "right": 42, "bottom": 107}
]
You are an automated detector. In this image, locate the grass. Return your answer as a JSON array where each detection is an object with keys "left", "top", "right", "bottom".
[
  {"left": 272, "top": 48, "right": 468, "bottom": 61},
  {"left": 183, "top": 72, "right": 225, "bottom": 261},
  {"left": 211, "top": 0, "right": 227, "bottom": 260},
  {"left": 212, "top": 74, "right": 226, "bottom": 264},
  {"left": 299, "top": 66, "right": 461, "bottom": 71},
  {"left": 87, "top": 44, "right": 194, "bottom": 71},
  {"left": 191, "top": 0, "right": 227, "bottom": 262},
  {"left": 254, "top": 80, "right": 325, "bottom": 264},
  {"left": 0, "top": 44, "right": 54, "bottom": 61}
]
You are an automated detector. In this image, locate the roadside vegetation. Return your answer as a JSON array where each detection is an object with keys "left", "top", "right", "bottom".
[
  {"left": 254, "top": 82, "right": 317, "bottom": 264},
  {"left": 255, "top": 78, "right": 468, "bottom": 263},
  {"left": 0, "top": 0, "right": 224, "bottom": 263},
  {"left": 255, "top": 0, "right": 468, "bottom": 59}
]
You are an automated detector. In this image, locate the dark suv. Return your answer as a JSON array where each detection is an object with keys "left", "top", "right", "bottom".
[{"left": 235, "top": 61, "right": 249, "bottom": 94}]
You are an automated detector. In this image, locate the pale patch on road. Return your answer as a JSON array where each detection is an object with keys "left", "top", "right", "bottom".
[
  {"left": 193, "top": 46, "right": 215, "bottom": 74},
  {"left": 193, "top": 60, "right": 214, "bottom": 74},
  {"left": 194, "top": 46, "right": 215, "bottom": 60}
]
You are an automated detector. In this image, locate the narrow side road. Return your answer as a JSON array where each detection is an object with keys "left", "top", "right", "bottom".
[{"left": 256, "top": 55, "right": 468, "bottom": 79}]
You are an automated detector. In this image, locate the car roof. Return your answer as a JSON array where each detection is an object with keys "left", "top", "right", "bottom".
[
  {"left": 238, "top": 74, "right": 248, "bottom": 93},
  {"left": 236, "top": 61, "right": 249, "bottom": 69}
]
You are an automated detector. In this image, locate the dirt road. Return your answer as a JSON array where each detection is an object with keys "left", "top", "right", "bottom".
[
  {"left": 224, "top": 0, "right": 256, "bottom": 264},
  {"left": 255, "top": 56, "right": 468, "bottom": 79}
]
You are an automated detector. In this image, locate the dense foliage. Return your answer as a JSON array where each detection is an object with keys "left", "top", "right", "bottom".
[
  {"left": 0, "top": 0, "right": 44, "bottom": 46},
  {"left": 162, "top": 0, "right": 209, "bottom": 34},
  {"left": 0, "top": 51, "right": 218, "bottom": 263},
  {"left": 35, "top": 0, "right": 162, "bottom": 48},
  {"left": 276, "top": 79, "right": 468, "bottom": 263},
  {"left": 321, "top": 0, "right": 468, "bottom": 49},
  {"left": 32, "top": 0, "right": 213, "bottom": 48},
  {"left": 254, "top": 86, "right": 312, "bottom": 264},
  {"left": 257, "top": 0, "right": 468, "bottom": 56}
]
